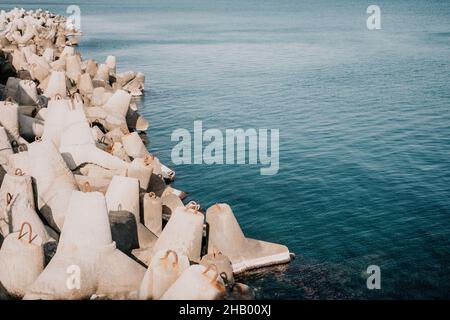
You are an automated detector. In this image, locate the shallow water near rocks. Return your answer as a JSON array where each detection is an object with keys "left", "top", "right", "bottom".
[{"left": 4, "top": 0, "right": 450, "bottom": 299}]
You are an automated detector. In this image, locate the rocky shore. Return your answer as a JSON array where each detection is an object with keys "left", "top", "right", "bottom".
[{"left": 0, "top": 8, "right": 291, "bottom": 300}]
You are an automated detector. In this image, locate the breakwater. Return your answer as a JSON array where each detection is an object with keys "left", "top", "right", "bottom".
[{"left": 0, "top": 8, "right": 290, "bottom": 300}]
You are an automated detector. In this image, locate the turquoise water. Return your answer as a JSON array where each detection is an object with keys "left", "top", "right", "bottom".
[{"left": 5, "top": 0, "right": 450, "bottom": 299}]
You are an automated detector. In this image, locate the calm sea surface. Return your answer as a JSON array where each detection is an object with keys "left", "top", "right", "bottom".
[{"left": 4, "top": 0, "right": 450, "bottom": 299}]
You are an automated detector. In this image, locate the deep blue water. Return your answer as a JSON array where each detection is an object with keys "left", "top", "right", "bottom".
[{"left": 4, "top": 0, "right": 450, "bottom": 299}]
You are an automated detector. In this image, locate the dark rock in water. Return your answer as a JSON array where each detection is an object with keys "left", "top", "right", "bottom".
[
  {"left": 225, "top": 282, "right": 255, "bottom": 300},
  {"left": 109, "top": 210, "right": 139, "bottom": 255},
  {"left": 238, "top": 258, "right": 372, "bottom": 299}
]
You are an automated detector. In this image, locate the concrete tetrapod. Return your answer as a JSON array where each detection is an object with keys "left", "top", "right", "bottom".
[
  {"left": 48, "top": 57, "right": 66, "bottom": 73},
  {"left": 163, "top": 186, "right": 186, "bottom": 199},
  {"left": 17, "top": 80, "right": 39, "bottom": 105},
  {"left": 105, "top": 55, "right": 116, "bottom": 75},
  {"left": 127, "top": 157, "right": 154, "bottom": 191},
  {"left": 101, "top": 90, "right": 132, "bottom": 131},
  {"left": 142, "top": 192, "right": 162, "bottom": 236},
  {"left": 11, "top": 49, "right": 28, "bottom": 72},
  {"left": 200, "top": 251, "right": 234, "bottom": 285},
  {"left": 0, "top": 127, "right": 13, "bottom": 166},
  {"left": 60, "top": 46, "right": 76, "bottom": 59},
  {"left": 0, "top": 171, "right": 35, "bottom": 236},
  {"left": 58, "top": 105, "right": 129, "bottom": 171},
  {"left": 111, "top": 142, "right": 131, "bottom": 163},
  {"left": 43, "top": 70, "right": 67, "bottom": 99},
  {"left": 121, "top": 131, "right": 148, "bottom": 159},
  {"left": 152, "top": 205, "right": 204, "bottom": 263},
  {"left": 10, "top": 201, "right": 52, "bottom": 244},
  {"left": 6, "top": 152, "right": 29, "bottom": 175},
  {"left": 0, "top": 222, "right": 45, "bottom": 298},
  {"left": 138, "top": 249, "right": 190, "bottom": 300},
  {"left": 103, "top": 89, "right": 131, "bottom": 119},
  {"left": 104, "top": 126, "right": 126, "bottom": 143},
  {"left": 89, "top": 87, "right": 107, "bottom": 107},
  {"left": 11, "top": 22, "right": 35, "bottom": 45},
  {"left": 0, "top": 187, "right": 13, "bottom": 237},
  {"left": 42, "top": 48, "right": 54, "bottom": 63},
  {"left": 135, "top": 153, "right": 175, "bottom": 183},
  {"left": 0, "top": 98, "right": 28, "bottom": 145},
  {"left": 105, "top": 175, "right": 157, "bottom": 249},
  {"left": 78, "top": 72, "right": 94, "bottom": 97},
  {"left": 20, "top": 46, "right": 34, "bottom": 63},
  {"left": 79, "top": 164, "right": 127, "bottom": 180},
  {"left": 5, "top": 78, "right": 21, "bottom": 101},
  {"left": 0, "top": 169, "right": 34, "bottom": 211},
  {"left": 93, "top": 63, "right": 109, "bottom": 87},
  {"left": 65, "top": 55, "right": 81, "bottom": 83},
  {"left": 41, "top": 95, "right": 71, "bottom": 147},
  {"left": 23, "top": 190, "right": 146, "bottom": 300},
  {"left": 74, "top": 174, "right": 111, "bottom": 194},
  {"left": 85, "top": 59, "right": 98, "bottom": 78},
  {"left": 136, "top": 223, "right": 159, "bottom": 251},
  {"left": 123, "top": 72, "right": 145, "bottom": 96},
  {"left": 72, "top": 93, "right": 85, "bottom": 110},
  {"left": 126, "top": 108, "right": 149, "bottom": 131},
  {"left": 27, "top": 140, "right": 78, "bottom": 231},
  {"left": 91, "top": 125, "right": 106, "bottom": 142},
  {"left": 28, "top": 54, "right": 51, "bottom": 83},
  {"left": 155, "top": 156, "right": 175, "bottom": 182},
  {"left": 114, "top": 71, "right": 136, "bottom": 87},
  {"left": 105, "top": 175, "right": 140, "bottom": 221},
  {"left": 103, "top": 113, "right": 127, "bottom": 135},
  {"left": 206, "top": 203, "right": 291, "bottom": 274},
  {"left": 83, "top": 106, "right": 108, "bottom": 126},
  {"left": 161, "top": 264, "right": 226, "bottom": 300},
  {"left": 161, "top": 193, "right": 184, "bottom": 218}
]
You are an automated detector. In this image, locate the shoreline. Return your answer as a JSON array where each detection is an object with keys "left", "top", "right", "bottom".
[{"left": 0, "top": 7, "right": 290, "bottom": 300}]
